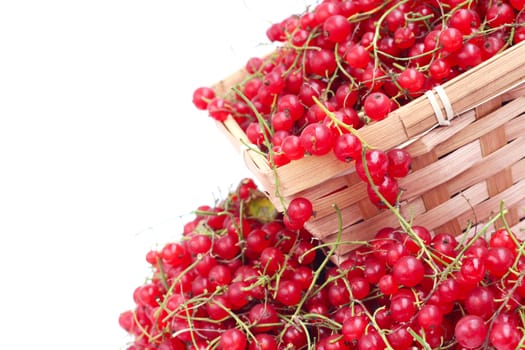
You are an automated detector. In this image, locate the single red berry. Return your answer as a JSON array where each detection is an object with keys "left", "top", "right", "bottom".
[
  {"left": 248, "top": 303, "right": 280, "bottom": 333},
  {"left": 323, "top": 14, "right": 352, "bottom": 43},
  {"left": 387, "top": 148, "right": 412, "bottom": 178},
  {"left": 276, "top": 280, "right": 303, "bottom": 306},
  {"left": 260, "top": 247, "right": 285, "bottom": 275},
  {"left": 286, "top": 197, "right": 313, "bottom": 224},
  {"left": 397, "top": 68, "right": 426, "bottom": 94},
  {"left": 281, "top": 135, "right": 305, "bottom": 161},
  {"left": 490, "top": 321, "right": 522, "bottom": 350},
  {"left": 333, "top": 133, "right": 362, "bottom": 162},
  {"left": 299, "top": 122, "right": 335, "bottom": 156},
  {"left": 363, "top": 92, "right": 391, "bottom": 121},
  {"left": 220, "top": 328, "right": 247, "bottom": 350},
  {"left": 367, "top": 175, "right": 399, "bottom": 207},
  {"left": 345, "top": 44, "right": 371, "bottom": 69},
  {"left": 439, "top": 27, "right": 464, "bottom": 52},
  {"left": 417, "top": 304, "right": 443, "bottom": 330},
  {"left": 454, "top": 315, "right": 488, "bottom": 349},
  {"left": 356, "top": 149, "right": 389, "bottom": 184},
  {"left": 392, "top": 255, "right": 425, "bottom": 287},
  {"left": 207, "top": 97, "right": 231, "bottom": 122},
  {"left": 192, "top": 87, "right": 215, "bottom": 110}
]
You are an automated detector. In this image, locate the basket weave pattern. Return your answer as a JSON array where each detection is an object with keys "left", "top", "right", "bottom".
[{"left": 214, "top": 42, "right": 525, "bottom": 262}]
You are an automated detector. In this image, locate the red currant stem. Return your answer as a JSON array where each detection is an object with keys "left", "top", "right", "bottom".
[
  {"left": 275, "top": 314, "right": 313, "bottom": 347},
  {"left": 271, "top": 255, "right": 293, "bottom": 300},
  {"left": 468, "top": 23, "right": 518, "bottom": 41},
  {"left": 358, "top": 147, "right": 445, "bottom": 276},
  {"left": 347, "top": 3, "right": 387, "bottom": 23},
  {"left": 130, "top": 309, "right": 154, "bottom": 341},
  {"left": 180, "top": 300, "right": 204, "bottom": 349},
  {"left": 192, "top": 208, "right": 226, "bottom": 217},
  {"left": 284, "top": 205, "right": 344, "bottom": 326},
  {"left": 299, "top": 240, "right": 369, "bottom": 260},
  {"left": 283, "top": 31, "right": 320, "bottom": 76},
  {"left": 405, "top": 13, "right": 435, "bottom": 23},
  {"left": 430, "top": 210, "right": 507, "bottom": 286},
  {"left": 162, "top": 257, "right": 202, "bottom": 304},
  {"left": 435, "top": 1, "right": 448, "bottom": 33},
  {"left": 325, "top": 62, "right": 341, "bottom": 99},
  {"left": 507, "top": 26, "right": 517, "bottom": 48},
  {"left": 155, "top": 256, "right": 169, "bottom": 291},
  {"left": 310, "top": 272, "right": 348, "bottom": 304},
  {"left": 301, "top": 313, "right": 341, "bottom": 329},
  {"left": 238, "top": 138, "right": 269, "bottom": 158},
  {"left": 214, "top": 300, "right": 258, "bottom": 343},
  {"left": 378, "top": 45, "right": 439, "bottom": 63},
  {"left": 312, "top": 95, "right": 371, "bottom": 148},
  {"left": 483, "top": 275, "right": 525, "bottom": 349},
  {"left": 231, "top": 86, "right": 288, "bottom": 210},
  {"left": 412, "top": 211, "right": 512, "bottom": 318},
  {"left": 517, "top": 335, "right": 525, "bottom": 350},
  {"left": 498, "top": 200, "right": 525, "bottom": 261},
  {"left": 162, "top": 286, "right": 219, "bottom": 324},
  {"left": 519, "top": 308, "right": 525, "bottom": 333},
  {"left": 361, "top": 70, "right": 391, "bottom": 91},
  {"left": 231, "top": 87, "right": 273, "bottom": 145},
  {"left": 352, "top": 299, "right": 396, "bottom": 349},
  {"left": 243, "top": 273, "right": 270, "bottom": 292},
  {"left": 370, "top": 0, "right": 410, "bottom": 71},
  {"left": 391, "top": 62, "right": 406, "bottom": 71},
  {"left": 334, "top": 45, "right": 359, "bottom": 89},
  {"left": 452, "top": 208, "right": 507, "bottom": 261},
  {"left": 407, "top": 328, "right": 433, "bottom": 350}
]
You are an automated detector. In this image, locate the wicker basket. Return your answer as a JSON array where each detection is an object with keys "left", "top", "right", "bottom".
[{"left": 213, "top": 41, "right": 525, "bottom": 263}]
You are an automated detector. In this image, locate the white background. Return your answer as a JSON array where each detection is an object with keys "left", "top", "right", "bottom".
[{"left": 0, "top": 1, "right": 315, "bottom": 349}]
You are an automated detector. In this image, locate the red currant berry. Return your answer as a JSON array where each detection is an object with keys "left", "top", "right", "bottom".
[{"left": 363, "top": 92, "right": 391, "bottom": 121}]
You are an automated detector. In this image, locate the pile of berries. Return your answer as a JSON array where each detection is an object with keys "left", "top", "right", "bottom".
[
  {"left": 118, "top": 178, "right": 525, "bottom": 349},
  {"left": 192, "top": 0, "right": 525, "bottom": 207}
]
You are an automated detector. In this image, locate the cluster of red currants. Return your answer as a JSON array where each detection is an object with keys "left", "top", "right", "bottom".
[
  {"left": 329, "top": 223, "right": 525, "bottom": 350},
  {"left": 118, "top": 178, "right": 328, "bottom": 350},
  {"left": 192, "top": 0, "right": 525, "bottom": 208},
  {"left": 118, "top": 178, "right": 525, "bottom": 349}
]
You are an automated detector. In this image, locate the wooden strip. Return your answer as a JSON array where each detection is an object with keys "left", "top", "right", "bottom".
[
  {"left": 505, "top": 114, "right": 525, "bottom": 142},
  {"left": 400, "top": 141, "right": 482, "bottom": 201},
  {"left": 310, "top": 181, "right": 367, "bottom": 220},
  {"left": 480, "top": 115, "right": 515, "bottom": 228},
  {"left": 313, "top": 144, "right": 525, "bottom": 244},
  {"left": 409, "top": 150, "right": 462, "bottom": 233},
  {"left": 266, "top": 153, "right": 351, "bottom": 197},
  {"left": 456, "top": 179, "right": 525, "bottom": 231},
  {"left": 400, "top": 197, "right": 427, "bottom": 221},
  {"left": 509, "top": 198, "right": 525, "bottom": 240},
  {"left": 474, "top": 94, "right": 503, "bottom": 120},
  {"left": 511, "top": 158, "right": 525, "bottom": 183},
  {"left": 405, "top": 110, "right": 476, "bottom": 157},
  {"left": 357, "top": 113, "right": 412, "bottom": 151},
  {"left": 305, "top": 203, "right": 363, "bottom": 240},
  {"left": 447, "top": 137, "right": 525, "bottom": 196},
  {"left": 434, "top": 97, "right": 525, "bottom": 156},
  {"left": 502, "top": 83, "right": 525, "bottom": 101},
  {"left": 411, "top": 182, "right": 489, "bottom": 235},
  {"left": 358, "top": 196, "right": 382, "bottom": 219},
  {"left": 299, "top": 173, "right": 352, "bottom": 202}
]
